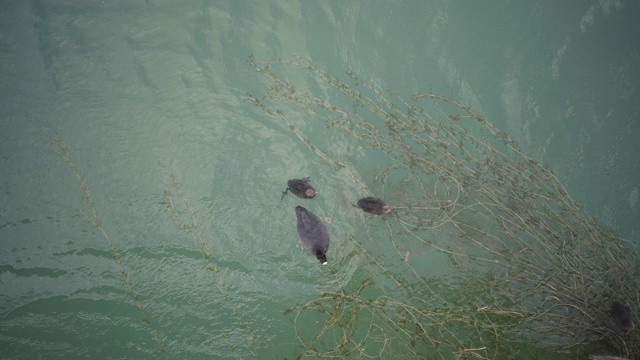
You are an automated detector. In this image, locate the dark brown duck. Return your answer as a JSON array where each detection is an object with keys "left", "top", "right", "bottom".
[
  {"left": 282, "top": 177, "right": 317, "bottom": 200},
  {"left": 610, "top": 302, "right": 634, "bottom": 334},
  {"left": 354, "top": 197, "right": 393, "bottom": 215},
  {"left": 295, "top": 206, "right": 329, "bottom": 265}
]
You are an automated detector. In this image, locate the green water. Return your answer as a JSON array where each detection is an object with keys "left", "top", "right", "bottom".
[{"left": 1, "top": 1, "right": 638, "bottom": 359}]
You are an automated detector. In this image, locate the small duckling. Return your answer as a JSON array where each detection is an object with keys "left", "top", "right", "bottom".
[
  {"left": 354, "top": 197, "right": 394, "bottom": 215},
  {"left": 282, "top": 177, "right": 317, "bottom": 200},
  {"left": 610, "top": 302, "right": 634, "bottom": 334}
]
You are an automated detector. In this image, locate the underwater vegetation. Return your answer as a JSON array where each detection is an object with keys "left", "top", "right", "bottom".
[
  {"left": 54, "top": 137, "right": 168, "bottom": 357},
  {"left": 53, "top": 54, "right": 638, "bottom": 359},
  {"left": 55, "top": 140, "right": 258, "bottom": 358},
  {"left": 247, "top": 56, "right": 639, "bottom": 359}
]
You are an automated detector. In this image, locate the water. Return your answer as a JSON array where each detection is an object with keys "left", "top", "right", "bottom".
[{"left": 1, "top": 1, "right": 638, "bottom": 359}]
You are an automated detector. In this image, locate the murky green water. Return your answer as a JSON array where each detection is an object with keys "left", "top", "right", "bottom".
[{"left": 1, "top": 1, "right": 638, "bottom": 359}]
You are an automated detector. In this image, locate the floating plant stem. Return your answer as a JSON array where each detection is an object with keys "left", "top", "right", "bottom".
[
  {"left": 248, "top": 56, "right": 639, "bottom": 359},
  {"left": 54, "top": 136, "right": 167, "bottom": 357},
  {"left": 163, "top": 175, "right": 259, "bottom": 359}
]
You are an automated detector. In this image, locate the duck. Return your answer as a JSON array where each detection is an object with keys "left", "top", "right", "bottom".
[
  {"left": 610, "top": 302, "right": 634, "bottom": 334},
  {"left": 295, "top": 206, "right": 329, "bottom": 265},
  {"left": 282, "top": 177, "right": 317, "bottom": 200},
  {"left": 354, "top": 197, "right": 394, "bottom": 215}
]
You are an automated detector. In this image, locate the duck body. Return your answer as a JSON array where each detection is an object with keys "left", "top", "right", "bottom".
[
  {"left": 282, "top": 177, "right": 317, "bottom": 200},
  {"left": 295, "top": 206, "right": 329, "bottom": 265},
  {"left": 355, "top": 197, "right": 393, "bottom": 215},
  {"left": 610, "top": 302, "right": 634, "bottom": 334}
]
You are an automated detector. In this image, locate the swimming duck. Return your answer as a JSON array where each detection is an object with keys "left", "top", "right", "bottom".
[
  {"left": 295, "top": 206, "right": 329, "bottom": 265},
  {"left": 354, "top": 197, "right": 394, "bottom": 215},
  {"left": 282, "top": 177, "right": 317, "bottom": 200}
]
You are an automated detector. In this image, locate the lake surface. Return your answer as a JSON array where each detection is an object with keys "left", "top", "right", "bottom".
[{"left": 1, "top": 1, "right": 639, "bottom": 359}]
